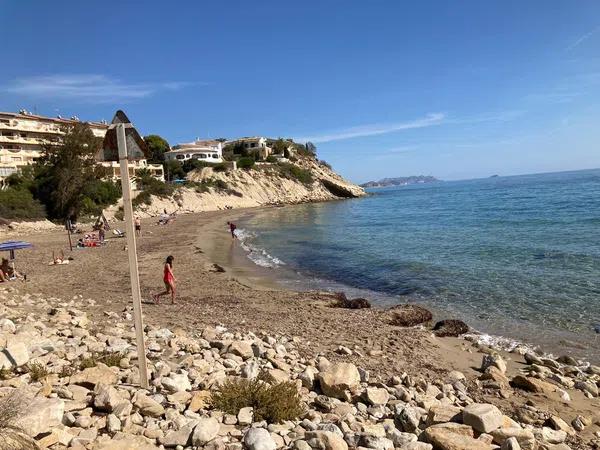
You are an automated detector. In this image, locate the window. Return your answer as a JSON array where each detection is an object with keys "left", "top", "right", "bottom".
[
  {"left": 176, "top": 155, "right": 185, "bottom": 160},
  {"left": 199, "top": 154, "right": 207, "bottom": 159},
  {"left": 250, "top": 143, "right": 256, "bottom": 148},
  {"left": 212, "top": 154, "right": 218, "bottom": 158}
]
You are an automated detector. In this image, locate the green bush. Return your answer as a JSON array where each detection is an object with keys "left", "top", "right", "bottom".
[
  {"left": 211, "top": 375, "right": 304, "bottom": 423},
  {"left": 26, "top": 362, "right": 49, "bottom": 382},
  {"left": 132, "top": 190, "right": 152, "bottom": 208},
  {"left": 237, "top": 157, "right": 255, "bottom": 170},
  {"left": 319, "top": 160, "right": 332, "bottom": 169},
  {"left": 81, "top": 180, "right": 121, "bottom": 215},
  {"left": 277, "top": 163, "right": 313, "bottom": 184},
  {"left": 266, "top": 155, "right": 278, "bottom": 163},
  {"left": 182, "top": 159, "right": 227, "bottom": 174},
  {"left": 0, "top": 188, "right": 46, "bottom": 220}
]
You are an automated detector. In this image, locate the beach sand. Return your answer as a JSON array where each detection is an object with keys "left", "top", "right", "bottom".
[{"left": 3, "top": 208, "right": 600, "bottom": 442}]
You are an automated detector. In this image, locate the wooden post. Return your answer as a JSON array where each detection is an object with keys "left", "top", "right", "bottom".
[
  {"left": 66, "top": 220, "right": 73, "bottom": 251},
  {"left": 117, "top": 123, "right": 149, "bottom": 389}
]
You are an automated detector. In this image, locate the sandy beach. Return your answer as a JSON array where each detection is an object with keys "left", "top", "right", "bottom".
[{"left": 2, "top": 207, "right": 600, "bottom": 445}]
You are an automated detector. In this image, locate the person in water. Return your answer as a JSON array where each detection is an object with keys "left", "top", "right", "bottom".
[
  {"left": 227, "top": 221, "right": 237, "bottom": 239},
  {"left": 153, "top": 255, "right": 177, "bottom": 304}
]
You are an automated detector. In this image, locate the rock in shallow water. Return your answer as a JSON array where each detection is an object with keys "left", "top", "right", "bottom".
[
  {"left": 388, "top": 304, "right": 433, "bottom": 327},
  {"left": 433, "top": 319, "right": 469, "bottom": 337}
]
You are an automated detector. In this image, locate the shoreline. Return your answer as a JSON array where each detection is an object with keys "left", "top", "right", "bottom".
[
  {"left": 2, "top": 207, "right": 600, "bottom": 445},
  {"left": 199, "top": 206, "right": 596, "bottom": 365}
]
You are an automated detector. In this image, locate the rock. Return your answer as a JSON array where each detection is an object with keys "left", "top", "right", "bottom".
[
  {"left": 229, "top": 341, "right": 254, "bottom": 359},
  {"left": 0, "top": 341, "right": 30, "bottom": 368},
  {"left": 395, "top": 406, "right": 422, "bottom": 432},
  {"left": 548, "top": 416, "right": 573, "bottom": 434},
  {"left": 305, "top": 430, "right": 349, "bottom": 450},
  {"left": 385, "top": 428, "right": 417, "bottom": 447},
  {"left": 241, "top": 360, "right": 260, "bottom": 379},
  {"left": 93, "top": 435, "right": 157, "bottom": 450},
  {"left": 299, "top": 366, "right": 318, "bottom": 389},
  {"left": 188, "top": 390, "right": 211, "bottom": 412},
  {"left": 462, "top": 403, "right": 504, "bottom": 433},
  {"left": 243, "top": 428, "right": 277, "bottom": 450},
  {"left": 318, "top": 363, "right": 361, "bottom": 399},
  {"left": 107, "top": 414, "right": 122, "bottom": 433},
  {"left": 574, "top": 380, "right": 598, "bottom": 397},
  {"left": 426, "top": 405, "right": 462, "bottom": 425},
  {"left": 94, "top": 383, "right": 127, "bottom": 412},
  {"left": 510, "top": 375, "right": 556, "bottom": 394},
  {"left": 481, "top": 353, "right": 507, "bottom": 374},
  {"left": 423, "top": 423, "right": 491, "bottom": 450},
  {"left": 402, "top": 444, "right": 433, "bottom": 450},
  {"left": 238, "top": 406, "right": 253, "bottom": 425},
  {"left": 0, "top": 318, "right": 16, "bottom": 333},
  {"left": 332, "top": 293, "right": 371, "bottom": 309},
  {"left": 191, "top": 417, "right": 220, "bottom": 446},
  {"left": 70, "top": 363, "right": 118, "bottom": 388},
  {"left": 432, "top": 320, "right": 469, "bottom": 337},
  {"left": 540, "top": 427, "right": 567, "bottom": 444},
  {"left": 161, "top": 423, "right": 195, "bottom": 447},
  {"left": 16, "top": 397, "right": 64, "bottom": 437},
  {"left": 501, "top": 437, "right": 521, "bottom": 450},
  {"left": 358, "top": 435, "right": 394, "bottom": 450},
  {"left": 162, "top": 371, "right": 192, "bottom": 393},
  {"left": 134, "top": 393, "right": 165, "bottom": 418},
  {"left": 388, "top": 304, "right": 432, "bottom": 327},
  {"left": 364, "top": 387, "right": 389, "bottom": 406}
]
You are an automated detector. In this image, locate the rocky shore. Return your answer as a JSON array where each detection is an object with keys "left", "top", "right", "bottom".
[{"left": 1, "top": 283, "right": 599, "bottom": 450}]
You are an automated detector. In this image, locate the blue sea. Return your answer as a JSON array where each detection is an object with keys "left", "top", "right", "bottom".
[{"left": 237, "top": 169, "right": 600, "bottom": 361}]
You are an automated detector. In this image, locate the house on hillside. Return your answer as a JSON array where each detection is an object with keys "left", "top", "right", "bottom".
[
  {"left": 224, "top": 136, "right": 272, "bottom": 159},
  {"left": 165, "top": 139, "right": 224, "bottom": 163}
]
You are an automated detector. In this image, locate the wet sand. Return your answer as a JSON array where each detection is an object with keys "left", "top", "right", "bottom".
[{"left": 3, "top": 208, "right": 600, "bottom": 441}]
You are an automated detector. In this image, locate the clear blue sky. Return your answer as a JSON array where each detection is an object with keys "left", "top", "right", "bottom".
[{"left": 1, "top": 1, "right": 599, "bottom": 183}]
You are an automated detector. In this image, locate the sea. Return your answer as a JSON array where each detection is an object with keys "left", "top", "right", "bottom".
[{"left": 236, "top": 169, "right": 600, "bottom": 362}]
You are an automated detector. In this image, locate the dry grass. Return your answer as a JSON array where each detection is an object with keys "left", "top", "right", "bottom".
[
  {"left": 211, "top": 374, "right": 305, "bottom": 423},
  {"left": 0, "top": 393, "right": 39, "bottom": 449},
  {"left": 79, "top": 351, "right": 123, "bottom": 370}
]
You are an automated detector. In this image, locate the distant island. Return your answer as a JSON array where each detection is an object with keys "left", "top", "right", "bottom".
[{"left": 360, "top": 175, "right": 440, "bottom": 188}]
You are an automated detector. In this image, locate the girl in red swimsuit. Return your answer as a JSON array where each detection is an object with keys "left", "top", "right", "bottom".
[{"left": 153, "top": 255, "right": 176, "bottom": 304}]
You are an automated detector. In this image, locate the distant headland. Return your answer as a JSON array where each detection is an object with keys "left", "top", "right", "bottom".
[{"left": 360, "top": 175, "right": 440, "bottom": 188}]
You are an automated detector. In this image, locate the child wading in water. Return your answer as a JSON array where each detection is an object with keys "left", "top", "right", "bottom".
[{"left": 153, "top": 255, "right": 176, "bottom": 304}]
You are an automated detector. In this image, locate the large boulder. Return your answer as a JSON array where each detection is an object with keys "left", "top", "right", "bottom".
[
  {"left": 388, "top": 305, "right": 432, "bottom": 327},
  {"left": 93, "top": 383, "right": 128, "bottom": 412},
  {"left": 423, "top": 423, "right": 491, "bottom": 450},
  {"left": 162, "top": 371, "right": 192, "bottom": 393},
  {"left": 228, "top": 341, "right": 254, "bottom": 359},
  {"left": 243, "top": 428, "right": 277, "bottom": 450},
  {"left": 462, "top": 403, "right": 504, "bottom": 433},
  {"left": 16, "top": 397, "right": 64, "bottom": 437},
  {"left": 318, "top": 363, "right": 361, "bottom": 399},
  {"left": 433, "top": 320, "right": 469, "bottom": 337},
  {"left": 510, "top": 375, "right": 557, "bottom": 394},
  {"left": 134, "top": 393, "right": 165, "bottom": 418},
  {"left": 160, "top": 423, "right": 195, "bottom": 447},
  {"left": 70, "top": 363, "right": 118, "bottom": 388},
  {"left": 191, "top": 417, "right": 220, "bottom": 446},
  {"left": 0, "top": 341, "right": 30, "bottom": 369}
]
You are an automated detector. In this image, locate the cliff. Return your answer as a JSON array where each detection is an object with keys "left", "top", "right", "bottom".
[{"left": 127, "top": 158, "right": 365, "bottom": 217}]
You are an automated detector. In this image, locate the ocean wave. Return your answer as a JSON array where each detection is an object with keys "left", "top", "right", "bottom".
[{"left": 235, "top": 228, "right": 285, "bottom": 268}]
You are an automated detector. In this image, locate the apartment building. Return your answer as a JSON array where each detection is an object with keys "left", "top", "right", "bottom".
[{"left": 0, "top": 111, "right": 163, "bottom": 184}]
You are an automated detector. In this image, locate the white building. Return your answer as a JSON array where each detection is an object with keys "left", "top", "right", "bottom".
[
  {"left": 0, "top": 111, "right": 163, "bottom": 185},
  {"left": 165, "top": 139, "right": 223, "bottom": 163}
]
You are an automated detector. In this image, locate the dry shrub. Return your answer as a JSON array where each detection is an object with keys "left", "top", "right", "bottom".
[
  {"left": 0, "top": 393, "right": 39, "bottom": 449},
  {"left": 79, "top": 351, "right": 123, "bottom": 370},
  {"left": 211, "top": 375, "right": 304, "bottom": 423},
  {"left": 27, "top": 362, "right": 49, "bottom": 382}
]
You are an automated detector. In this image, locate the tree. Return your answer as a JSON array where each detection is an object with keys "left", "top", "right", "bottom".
[
  {"left": 144, "top": 135, "right": 170, "bottom": 163},
  {"left": 163, "top": 160, "right": 185, "bottom": 181},
  {"left": 33, "top": 123, "right": 105, "bottom": 220},
  {"left": 272, "top": 138, "right": 289, "bottom": 155},
  {"left": 305, "top": 142, "right": 317, "bottom": 155}
]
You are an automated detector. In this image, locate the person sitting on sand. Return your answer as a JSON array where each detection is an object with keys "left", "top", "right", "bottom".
[
  {"left": 1, "top": 258, "right": 21, "bottom": 280},
  {"left": 153, "top": 255, "right": 177, "bottom": 305},
  {"left": 0, "top": 267, "right": 7, "bottom": 282},
  {"left": 227, "top": 221, "right": 237, "bottom": 239}
]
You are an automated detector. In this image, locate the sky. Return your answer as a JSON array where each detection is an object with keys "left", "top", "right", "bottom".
[{"left": 1, "top": 1, "right": 600, "bottom": 183}]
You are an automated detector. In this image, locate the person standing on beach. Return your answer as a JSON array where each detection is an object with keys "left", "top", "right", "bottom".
[
  {"left": 227, "top": 221, "right": 237, "bottom": 239},
  {"left": 134, "top": 216, "right": 142, "bottom": 237},
  {"left": 153, "top": 255, "right": 177, "bottom": 304}
]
